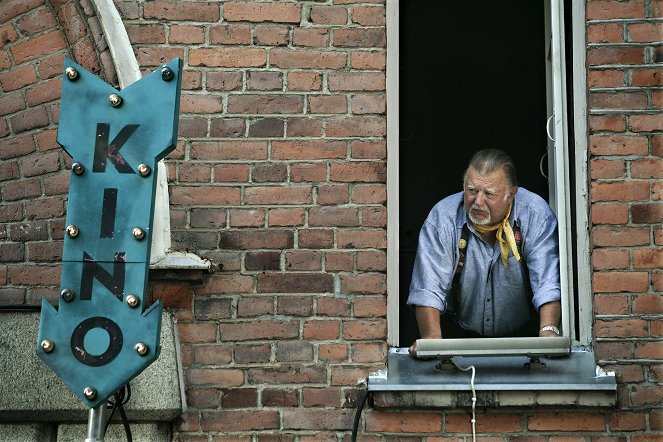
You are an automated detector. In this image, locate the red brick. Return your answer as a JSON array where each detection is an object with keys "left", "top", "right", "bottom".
[
  {"left": 299, "top": 228, "right": 334, "bottom": 248},
  {"left": 272, "top": 140, "right": 346, "bottom": 160},
  {"left": 352, "top": 5, "right": 385, "bottom": 25},
  {"left": 207, "top": 71, "right": 243, "bottom": 91},
  {"left": 223, "top": 2, "right": 301, "bottom": 23},
  {"left": 151, "top": 283, "right": 192, "bottom": 309},
  {"left": 261, "top": 388, "right": 298, "bottom": 407},
  {"left": 7, "top": 264, "right": 60, "bottom": 285},
  {"left": 10, "top": 106, "right": 49, "bottom": 133},
  {"left": 189, "top": 48, "right": 266, "bottom": 68},
  {"left": 0, "top": 243, "right": 24, "bottom": 262},
  {"left": 343, "top": 318, "right": 386, "bottom": 340},
  {"left": 209, "top": 24, "right": 251, "bottom": 45},
  {"left": 186, "top": 388, "right": 220, "bottom": 409},
  {"left": 329, "top": 72, "right": 385, "bottom": 91},
  {"left": 337, "top": 229, "right": 386, "bottom": 249},
  {"left": 319, "top": 343, "right": 349, "bottom": 362},
  {"left": 589, "top": 91, "right": 647, "bottom": 110},
  {"left": 593, "top": 272, "right": 649, "bottom": 293},
  {"left": 201, "top": 410, "right": 279, "bottom": 432},
  {"left": 287, "top": 72, "right": 322, "bottom": 92},
  {"left": 125, "top": 24, "right": 165, "bottom": 44},
  {"left": 593, "top": 294, "right": 628, "bottom": 315},
  {"left": 275, "top": 340, "right": 314, "bottom": 362},
  {"left": 587, "top": 23, "right": 623, "bottom": 43},
  {"left": 0, "top": 91, "right": 26, "bottom": 117},
  {"left": 282, "top": 409, "right": 354, "bottom": 430},
  {"left": 171, "top": 186, "right": 240, "bottom": 205},
  {"left": 135, "top": 47, "right": 183, "bottom": 68},
  {"left": 309, "top": 95, "right": 347, "bottom": 114},
  {"left": 248, "top": 72, "right": 283, "bottom": 91},
  {"left": 587, "top": 46, "right": 644, "bottom": 66},
  {"left": 592, "top": 227, "right": 650, "bottom": 247},
  {"left": 228, "top": 94, "right": 303, "bottom": 114},
  {"left": 303, "top": 319, "right": 340, "bottom": 340},
  {"left": 0, "top": 64, "right": 38, "bottom": 92},
  {"left": 2, "top": 177, "right": 41, "bottom": 201},
  {"left": 447, "top": 413, "right": 522, "bottom": 433},
  {"left": 632, "top": 203, "right": 663, "bottom": 223},
  {"left": 293, "top": 28, "right": 330, "bottom": 48},
  {"left": 257, "top": 273, "right": 333, "bottom": 293},
  {"left": 324, "top": 251, "right": 354, "bottom": 272},
  {"left": 178, "top": 323, "right": 217, "bottom": 343},
  {"left": 0, "top": 0, "right": 44, "bottom": 23},
  {"left": 221, "top": 388, "right": 258, "bottom": 408},
  {"left": 25, "top": 197, "right": 64, "bottom": 219},
  {"left": 0, "top": 202, "right": 24, "bottom": 222},
  {"left": 144, "top": 1, "right": 220, "bottom": 21},
  {"left": 631, "top": 158, "right": 663, "bottom": 178},
  {"left": 302, "top": 387, "right": 341, "bottom": 407},
  {"left": 285, "top": 250, "right": 322, "bottom": 271},
  {"left": 630, "top": 114, "right": 663, "bottom": 132},
  {"left": 277, "top": 295, "right": 313, "bottom": 316},
  {"left": 631, "top": 384, "right": 663, "bottom": 405},
  {"left": 351, "top": 50, "right": 386, "bottom": 70},
  {"left": 247, "top": 364, "right": 326, "bottom": 384},
  {"left": 244, "top": 186, "right": 311, "bottom": 205},
  {"left": 340, "top": 273, "right": 385, "bottom": 294},
  {"left": 0, "top": 160, "right": 19, "bottom": 181},
  {"left": 356, "top": 251, "right": 386, "bottom": 272},
  {"left": 591, "top": 181, "right": 649, "bottom": 202},
  {"left": 365, "top": 411, "right": 442, "bottom": 433},
  {"left": 628, "top": 22, "right": 662, "bottom": 42},
  {"left": 227, "top": 209, "right": 264, "bottom": 227},
  {"left": 592, "top": 248, "right": 629, "bottom": 269},
  {"left": 270, "top": 48, "right": 347, "bottom": 69},
  {"left": 195, "top": 274, "right": 254, "bottom": 295},
  {"left": 327, "top": 116, "right": 386, "bottom": 137},
  {"left": 249, "top": 117, "right": 286, "bottom": 137},
  {"left": 587, "top": 1, "right": 645, "bottom": 20},
  {"left": 310, "top": 6, "right": 348, "bottom": 25},
  {"left": 595, "top": 318, "right": 649, "bottom": 337},
  {"left": 631, "top": 68, "right": 662, "bottom": 86},
  {"left": 10, "top": 30, "right": 65, "bottom": 63},
  {"left": 317, "top": 296, "right": 351, "bottom": 316},
  {"left": 588, "top": 69, "right": 625, "bottom": 88},
  {"left": 219, "top": 320, "right": 299, "bottom": 341},
  {"left": 57, "top": 2, "right": 86, "bottom": 44},
  {"left": 219, "top": 230, "right": 294, "bottom": 250},
  {"left": 180, "top": 94, "right": 223, "bottom": 114},
  {"left": 309, "top": 207, "right": 358, "bottom": 227},
  {"left": 267, "top": 208, "right": 304, "bottom": 227},
  {"left": 18, "top": 7, "right": 57, "bottom": 35},
  {"left": 633, "top": 248, "right": 663, "bottom": 268},
  {"left": 169, "top": 25, "right": 205, "bottom": 44},
  {"left": 253, "top": 24, "right": 289, "bottom": 46},
  {"left": 233, "top": 343, "right": 270, "bottom": 364},
  {"left": 528, "top": 412, "right": 606, "bottom": 431},
  {"left": 333, "top": 28, "right": 385, "bottom": 48},
  {"left": 633, "top": 294, "right": 663, "bottom": 313},
  {"left": 591, "top": 203, "right": 629, "bottom": 224},
  {"left": 588, "top": 115, "right": 626, "bottom": 133},
  {"left": 290, "top": 163, "right": 326, "bottom": 183},
  {"left": 351, "top": 93, "right": 386, "bottom": 114},
  {"left": 352, "top": 341, "right": 387, "bottom": 363}
]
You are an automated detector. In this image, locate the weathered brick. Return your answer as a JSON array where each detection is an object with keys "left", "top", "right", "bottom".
[
  {"left": 169, "top": 25, "right": 205, "bottom": 44},
  {"left": 223, "top": 1, "right": 301, "bottom": 23},
  {"left": 287, "top": 71, "right": 322, "bottom": 91},
  {"left": 329, "top": 72, "right": 385, "bottom": 91},
  {"left": 271, "top": 48, "right": 347, "bottom": 69},
  {"left": 257, "top": 273, "right": 333, "bottom": 293},
  {"left": 365, "top": 411, "right": 442, "bottom": 433},
  {"left": 261, "top": 388, "right": 298, "bottom": 407},
  {"left": 282, "top": 409, "right": 354, "bottom": 430},
  {"left": 631, "top": 68, "right": 662, "bottom": 86},
  {"left": 171, "top": 186, "right": 240, "bottom": 205},
  {"left": 267, "top": 208, "right": 305, "bottom": 227},
  {"left": 298, "top": 228, "right": 334, "bottom": 248},
  {"left": 285, "top": 250, "right": 322, "bottom": 271},
  {"left": 219, "top": 230, "right": 293, "bottom": 250},
  {"left": 178, "top": 322, "right": 218, "bottom": 343},
  {"left": 628, "top": 22, "right": 662, "bottom": 42},
  {"left": 0, "top": 91, "right": 26, "bottom": 117},
  {"left": 237, "top": 295, "right": 274, "bottom": 316},
  {"left": 591, "top": 204, "right": 629, "bottom": 225},
  {"left": 234, "top": 343, "right": 271, "bottom": 364},
  {"left": 276, "top": 340, "right": 314, "bottom": 362},
  {"left": 186, "top": 388, "right": 220, "bottom": 409},
  {"left": 592, "top": 248, "right": 629, "bottom": 270},
  {"left": 632, "top": 203, "right": 663, "bottom": 223},
  {"left": 310, "top": 6, "right": 348, "bottom": 25},
  {"left": 333, "top": 28, "right": 386, "bottom": 48},
  {"left": 247, "top": 364, "right": 326, "bottom": 384},
  {"left": 593, "top": 272, "right": 649, "bottom": 293},
  {"left": 633, "top": 248, "right": 663, "bottom": 269},
  {"left": 293, "top": 28, "right": 330, "bottom": 48},
  {"left": 253, "top": 24, "right": 289, "bottom": 46},
  {"left": 594, "top": 294, "right": 628, "bottom": 315},
  {"left": 277, "top": 295, "right": 313, "bottom": 316},
  {"left": 290, "top": 163, "right": 327, "bottom": 183},
  {"left": 352, "top": 6, "right": 385, "bottom": 25},
  {"left": 309, "top": 95, "right": 347, "bottom": 114},
  {"left": 244, "top": 186, "right": 312, "bottom": 205},
  {"left": 228, "top": 208, "right": 265, "bottom": 227},
  {"left": 189, "top": 48, "right": 266, "bottom": 68},
  {"left": 587, "top": 0, "right": 645, "bottom": 20},
  {"left": 343, "top": 318, "right": 386, "bottom": 340},
  {"left": 209, "top": 119, "right": 246, "bottom": 138},
  {"left": 10, "top": 30, "right": 65, "bottom": 63},
  {"left": 595, "top": 318, "right": 649, "bottom": 337},
  {"left": 351, "top": 50, "right": 386, "bottom": 70},
  {"left": 195, "top": 274, "right": 254, "bottom": 295},
  {"left": 590, "top": 181, "right": 649, "bottom": 202},
  {"left": 248, "top": 117, "right": 285, "bottom": 137},
  {"left": 587, "top": 23, "right": 624, "bottom": 43},
  {"left": 319, "top": 343, "right": 349, "bottom": 362},
  {"left": 201, "top": 410, "right": 279, "bottom": 432},
  {"left": 352, "top": 341, "right": 387, "bottom": 363},
  {"left": 10, "top": 106, "right": 49, "bottom": 133},
  {"left": 302, "top": 387, "right": 341, "bottom": 407},
  {"left": 589, "top": 91, "right": 648, "bottom": 110},
  {"left": 630, "top": 114, "right": 663, "bottom": 132},
  {"left": 588, "top": 69, "right": 625, "bottom": 88},
  {"left": 207, "top": 71, "right": 243, "bottom": 91},
  {"left": 195, "top": 298, "right": 232, "bottom": 320},
  {"left": 2, "top": 178, "right": 42, "bottom": 201},
  {"left": 303, "top": 319, "right": 340, "bottom": 340},
  {"left": 587, "top": 47, "right": 643, "bottom": 66},
  {"left": 528, "top": 412, "right": 606, "bottom": 431},
  {"left": 219, "top": 320, "right": 299, "bottom": 341},
  {"left": 337, "top": 228, "right": 386, "bottom": 249},
  {"left": 144, "top": 1, "right": 220, "bottom": 21}
]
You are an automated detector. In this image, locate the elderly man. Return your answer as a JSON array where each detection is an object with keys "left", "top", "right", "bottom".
[{"left": 407, "top": 148, "right": 561, "bottom": 357}]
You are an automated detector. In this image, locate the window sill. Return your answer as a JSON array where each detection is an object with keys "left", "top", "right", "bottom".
[
  {"left": 368, "top": 347, "right": 617, "bottom": 408},
  {"left": 149, "top": 252, "right": 211, "bottom": 285}
]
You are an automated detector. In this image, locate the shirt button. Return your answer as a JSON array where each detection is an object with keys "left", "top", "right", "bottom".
[
  {"left": 487, "top": 298, "right": 491, "bottom": 302},
  {"left": 486, "top": 318, "right": 490, "bottom": 322}
]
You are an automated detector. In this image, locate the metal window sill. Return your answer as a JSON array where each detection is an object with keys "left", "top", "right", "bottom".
[{"left": 368, "top": 347, "right": 617, "bottom": 409}]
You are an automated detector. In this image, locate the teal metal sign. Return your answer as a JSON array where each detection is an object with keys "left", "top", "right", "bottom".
[{"left": 37, "top": 57, "right": 182, "bottom": 408}]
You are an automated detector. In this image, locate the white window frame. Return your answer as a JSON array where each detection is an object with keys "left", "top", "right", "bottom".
[{"left": 385, "top": 0, "right": 591, "bottom": 348}]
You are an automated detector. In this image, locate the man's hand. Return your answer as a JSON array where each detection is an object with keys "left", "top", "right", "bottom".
[{"left": 409, "top": 306, "right": 443, "bottom": 358}]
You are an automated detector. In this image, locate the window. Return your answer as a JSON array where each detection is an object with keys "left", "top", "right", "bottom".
[{"left": 386, "top": 0, "right": 591, "bottom": 351}]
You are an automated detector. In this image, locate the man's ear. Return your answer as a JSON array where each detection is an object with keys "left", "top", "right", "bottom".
[{"left": 506, "top": 186, "right": 518, "bottom": 202}]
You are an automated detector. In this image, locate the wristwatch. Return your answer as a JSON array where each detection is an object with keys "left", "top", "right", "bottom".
[{"left": 539, "top": 325, "right": 560, "bottom": 335}]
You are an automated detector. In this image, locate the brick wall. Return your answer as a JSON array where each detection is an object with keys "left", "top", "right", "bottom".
[
  {"left": 0, "top": 0, "right": 116, "bottom": 306},
  {"left": 0, "top": 0, "right": 661, "bottom": 440}
]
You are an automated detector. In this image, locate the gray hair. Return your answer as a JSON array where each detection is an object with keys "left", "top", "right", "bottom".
[{"left": 463, "top": 148, "right": 518, "bottom": 188}]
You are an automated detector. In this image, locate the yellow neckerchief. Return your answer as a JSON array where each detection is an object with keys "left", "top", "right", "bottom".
[{"left": 472, "top": 202, "right": 521, "bottom": 266}]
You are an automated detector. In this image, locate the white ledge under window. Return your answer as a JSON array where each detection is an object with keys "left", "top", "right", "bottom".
[{"left": 368, "top": 347, "right": 617, "bottom": 409}]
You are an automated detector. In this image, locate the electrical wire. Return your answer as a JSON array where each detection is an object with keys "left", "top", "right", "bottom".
[
  {"left": 452, "top": 359, "right": 477, "bottom": 442},
  {"left": 105, "top": 383, "right": 133, "bottom": 442},
  {"left": 351, "top": 388, "right": 369, "bottom": 442}
]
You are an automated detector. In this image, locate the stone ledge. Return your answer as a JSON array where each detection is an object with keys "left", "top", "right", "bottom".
[
  {"left": 0, "top": 311, "right": 183, "bottom": 422},
  {"left": 58, "top": 422, "right": 170, "bottom": 441}
]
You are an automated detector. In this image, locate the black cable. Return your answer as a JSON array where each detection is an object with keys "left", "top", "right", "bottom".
[
  {"left": 104, "top": 384, "right": 132, "bottom": 441},
  {"left": 351, "top": 388, "right": 369, "bottom": 442},
  {"left": 0, "top": 305, "right": 41, "bottom": 312}
]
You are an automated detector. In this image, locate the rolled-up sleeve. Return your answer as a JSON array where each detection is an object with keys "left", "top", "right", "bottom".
[
  {"left": 523, "top": 212, "right": 562, "bottom": 310},
  {"left": 407, "top": 219, "right": 456, "bottom": 313}
]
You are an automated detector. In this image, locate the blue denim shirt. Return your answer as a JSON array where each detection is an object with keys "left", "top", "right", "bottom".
[{"left": 407, "top": 188, "right": 561, "bottom": 337}]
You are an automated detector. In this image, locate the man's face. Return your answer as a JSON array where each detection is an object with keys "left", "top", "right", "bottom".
[{"left": 463, "top": 167, "right": 516, "bottom": 225}]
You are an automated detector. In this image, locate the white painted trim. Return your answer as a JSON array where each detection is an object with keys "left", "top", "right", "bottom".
[
  {"left": 90, "top": 0, "right": 208, "bottom": 269},
  {"left": 386, "top": 0, "right": 400, "bottom": 347},
  {"left": 571, "top": 0, "right": 592, "bottom": 346}
]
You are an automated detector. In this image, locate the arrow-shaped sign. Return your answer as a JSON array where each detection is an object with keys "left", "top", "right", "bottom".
[{"left": 37, "top": 57, "right": 182, "bottom": 408}]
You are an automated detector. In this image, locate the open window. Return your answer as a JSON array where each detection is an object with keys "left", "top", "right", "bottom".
[{"left": 386, "top": 0, "right": 591, "bottom": 354}]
